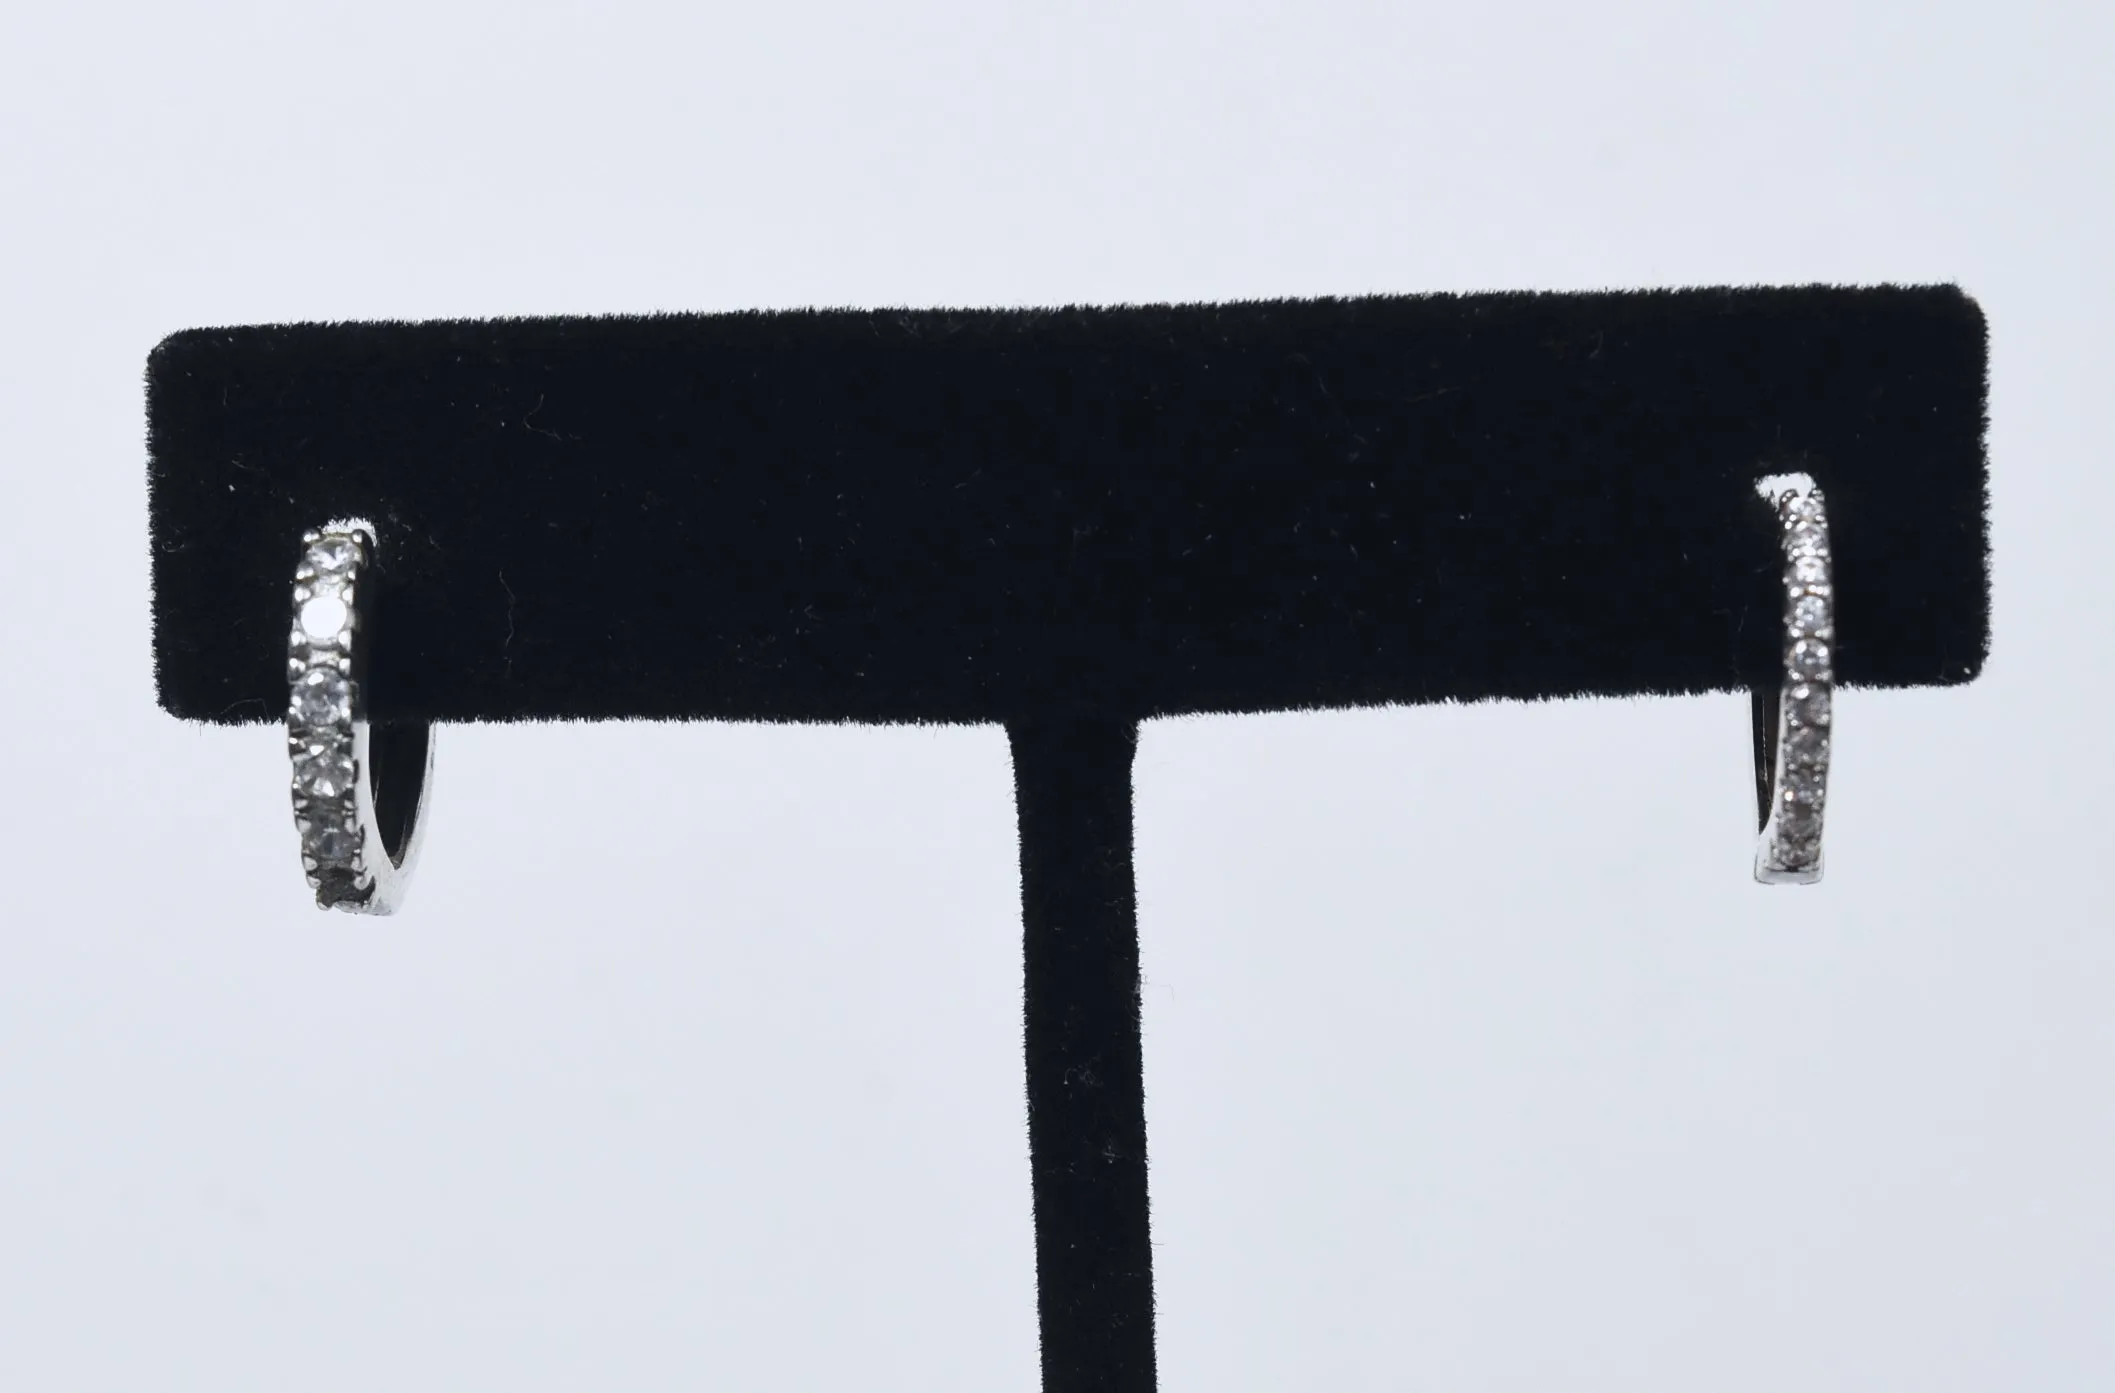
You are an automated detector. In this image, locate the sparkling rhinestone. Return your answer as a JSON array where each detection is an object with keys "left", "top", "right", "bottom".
[
  {"left": 1779, "top": 799, "right": 1822, "bottom": 841},
  {"left": 291, "top": 669, "right": 351, "bottom": 726},
  {"left": 1790, "top": 639, "right": 1831, "bottom": 679},
  {"left": 300, "top": 594, "right": 350, "bottom": 641},
  {"left": 1774, "top": 832, "right": 1821, "bottom": 867},
  {"left": 1785, "top": 724, "right": 1829, "bottom": 767},
  {"left": 312, "top": 868, "right": 367, "bottom": 907},
  {"left": 1790, "top": 594, "right": 1831, "bottom": 636},
  {"left": 306, "top": 824, "right": 359, "bottom": 862},
  {"left": 1785, "top": 768, "right": 1825, "bottom": 807},
  {"left": 305, "top": 536, "right": 360, "bottom": 574},
  {"left": 1787, "top": 684, "right": 1831, "bottom": 727},
  {"left": 1790, "top": 555, "right": 1829, "bottom": 586},
  {"left": 1783, "top": 495, "right": 1826, "bottom": 526},
  {"left": 296, "top": 750, "right": 357, "bottom": 798},
  {"left": 1786, "top": 523, "right": 1828, "bottom": 558}
]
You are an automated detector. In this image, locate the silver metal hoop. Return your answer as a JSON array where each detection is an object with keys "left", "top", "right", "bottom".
[
  {"left": 287, "top": 520, "right": 434, "bottom": 913},
  {"left": 1753, "top": 484, "right": 1833, "bottom": 884}
]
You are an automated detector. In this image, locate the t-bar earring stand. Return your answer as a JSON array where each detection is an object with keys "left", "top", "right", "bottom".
[{"left": 148, "top": 286, "right": 1989, "bottom": 1393}]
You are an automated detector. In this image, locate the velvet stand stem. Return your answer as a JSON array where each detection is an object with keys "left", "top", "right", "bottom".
[{"left": 1010, "top": 715, "right": 1156, "bottom": 1393}]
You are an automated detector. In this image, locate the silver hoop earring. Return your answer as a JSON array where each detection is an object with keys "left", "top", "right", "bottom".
[
  {"left": 287, "top": 521, "right": 434, "bottom": 913},
  {"left": 1753, "top": 484, "right": 1832, "bottom": 884}
]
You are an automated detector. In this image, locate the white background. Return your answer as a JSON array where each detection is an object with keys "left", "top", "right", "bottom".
[{"left": 2, "top": 2, "right": 2109, "bottom": 1388}]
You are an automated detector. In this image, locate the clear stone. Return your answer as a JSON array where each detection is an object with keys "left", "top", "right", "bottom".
[
  {"left": 1779, "top": 801, "right": 1822, "bottom": 835},
  {"left": 1788, "top": 683, "right": 1831, "bottom": 727},
  {"left": 1790, "top": 639, "right": 1831, "bottom": 678},
  {"left": 1786, "top": 768, "right": 1825, "bottom": 807},
  {"left": 291, "top": 669, "right": 351, "bottom": 726},
  {"left": 1785, "top": 724, "right": 1829, "bottom": 767},
  {"left": 1779, "top": 799, "right": 1822, "bottom": 841},
  {"left": 1774, "top": 832, "right": 1821, "bottom": 867},
  {"left": 306, "top": 824, "right": 359, "bottom": 862},
  {"left": 1783, "top": 495, "right": 1826, "bottom": 526},
  {"left": 1786, "top": 522, "right": 1827, "bottom": 556},
  {"left": 1790, "top": 594, "right": 1830, "bottom": 636},
  {"left": 312, "top": 867, "right": 367, "bottom": 907},
  {"left": 306, "top": 536, "right": 359, "bottom": 574},
  {"left": 1790, "top": 555, "right": 1829, "bottom": 586},
  {"left": 300, "top": 594, "right": 350, "bottom": 641},
  {"left": 296, "top": 750, "right": 357, "bottom": 798}
]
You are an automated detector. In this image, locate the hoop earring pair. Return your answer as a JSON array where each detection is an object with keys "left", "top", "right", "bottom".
[{"left": 278, "top": 491, "right": 1835, "bottom": 909}]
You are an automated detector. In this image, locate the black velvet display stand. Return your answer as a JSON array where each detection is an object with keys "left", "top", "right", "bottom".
[{"left": 148, "top": 286, "right": 1990, "bottom": 1393}]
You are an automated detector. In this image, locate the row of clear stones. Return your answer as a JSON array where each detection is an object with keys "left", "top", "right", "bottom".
[
  {"left": 1766, "top": 489, "right": 1832, "bottom": 872},
  {"left": 289, "top": 528, "right": 369, "bottom": 900}
]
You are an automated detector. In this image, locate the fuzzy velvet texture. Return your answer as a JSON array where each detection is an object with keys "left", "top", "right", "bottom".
[{"left": 148, "top": 285, "right": 1988, "bottom": 727}]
